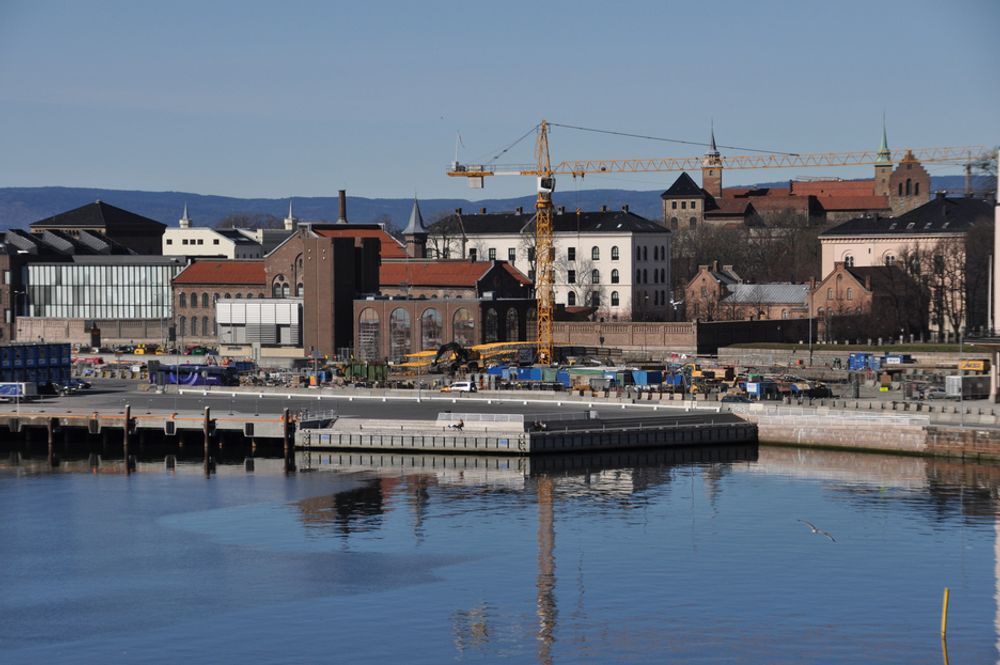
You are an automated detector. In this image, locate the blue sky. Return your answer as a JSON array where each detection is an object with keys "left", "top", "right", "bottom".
[{"left": 0, "top": 0, "right": 997, "bottom": 200}]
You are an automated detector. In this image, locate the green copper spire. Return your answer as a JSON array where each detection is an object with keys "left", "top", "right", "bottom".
[{"left": 876, "top": 114, "right": 891, "bottom": 164}]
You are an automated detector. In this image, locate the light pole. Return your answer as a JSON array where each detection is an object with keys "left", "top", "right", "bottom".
[{"left": 808, "top": 288, "right": 814, "bottom": 367}]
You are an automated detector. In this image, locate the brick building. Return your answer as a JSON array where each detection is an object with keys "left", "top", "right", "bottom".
[
  {"left": 810, "top": 261, "right": 927, "bottom": 339},
  {"left": 353, "top": 296, "right": 535, "bottom": 362},
  {"left": 379, "top": 259, "right": 531, "bottom": 300},
  {"left": 684, "top": 262, "right": 808, "bottom": 321},
  {"left": 171, "top": 260, "right": 267, "bottom": 345}
]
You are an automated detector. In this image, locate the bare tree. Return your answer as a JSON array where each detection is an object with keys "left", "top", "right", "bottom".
[
  {"left": 215, "top": 212, "right": 284, "bottom": 229},
  {"left": 426, "top": 212, "right": 466, "bottom": 260}
]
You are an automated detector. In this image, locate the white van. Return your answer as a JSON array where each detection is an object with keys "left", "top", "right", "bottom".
[{"left": 442, "top": 380, "right": 477, "bottom": 393}]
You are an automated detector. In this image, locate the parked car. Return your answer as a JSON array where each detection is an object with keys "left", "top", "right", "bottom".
[
  {"left": 67, "top": 379, "right": 92, "bottom": 390},
  {"left": 924, "top": 388, "right": 947, "bottom": 400},
  {"left": 441, "top": 381, "right": 477, "bottom": 393}
]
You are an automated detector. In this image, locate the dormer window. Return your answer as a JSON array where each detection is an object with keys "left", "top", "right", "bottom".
[{"left": 906, "top": 222, "right": 915, "bottom": 230}]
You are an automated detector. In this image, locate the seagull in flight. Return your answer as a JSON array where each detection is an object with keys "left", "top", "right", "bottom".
[{"left": 798, "top": 519, "right": 836, "bottom": 542}]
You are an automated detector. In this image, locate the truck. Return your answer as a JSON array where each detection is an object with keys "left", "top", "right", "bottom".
[
  {"left": 0, "top": 382, "right": 38, "bottom": 401},
  {"left": 945, "top": 375, "right": 990, "bottom": 400}
]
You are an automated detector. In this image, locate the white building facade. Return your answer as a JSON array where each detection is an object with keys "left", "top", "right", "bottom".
[
  {"left": 428, "top": 207, "right": 671, "bottom": 320},
  {"left": 162, "top": 206, "right": 265, "bottom": 259}
]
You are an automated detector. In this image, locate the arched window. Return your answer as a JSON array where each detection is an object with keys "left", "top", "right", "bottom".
[
  {"left": 213, "top": 293, "right": 219, "bottom": 303},
  {"left": 505, "top": 308, "right": 518, "bottom": 341},
  {"left": 611, "top": 291, "right": 620, "bottom": 306},
  {"left": 296, "top": 283, "right": 304, "bottom": 297},
  {"left": 591, "top": 269, "right": 600, "bottom": 284},
  {"left": 235, "top": 293, "right": 242, "bottom": 299},
  {"left": 591, "top": 246, "right": 600, "bottom": 261},
  {"left": 689, "top": 217, "right": 696, "bottom": 228},
  {"left": 611, "top": 246, "right": 620, "bottom": 261},
  {"left": 201, "top": 293, "right": 209, "bottom": 308},
  {"left": 179, "top": 316, "right": 186, "bottom": 337},
  {"left": 898, "top": 182, "right": 903, "bottom": 196},
  {"left": 636, "top": 269, "right": 642, "bottom": 284},
  {"left": 660, "top": 268, "right": 666, "bottom": 283},
  {"left": 611, "top": 269, "right": 620, "bottom": 284},
  {"left": 245, "top": 293, "right": 252, "bottom": 299},
  {"left": 272, "top": 275, "right": 285, "bottom": 298},
  {"left": 358, "top": 308, "right": 380, "bottom": 360},
  {"left": 567, "top": 292, "right": 576, "bottom": 306},
  {"left": 179, "top": 293, "right": 187, "bottom": 308},
  {"left": 884, "top": 254, "right": 895, "bottom": 266},
  {"left": 453, "top": 308, "right": 475, "bottom": 345},
  {"left": 643, "top": 269, "right": 648, "bottom": 283},
  {"left": 191, "top": 317, "right": 198, "bottom": 336},
  {"left": 224, "top": 293, "right": 232, "bottom": 299},
  {"left": 420, "top": 308, "right": 443, "bottom": 350},
  {"left": 847, "top": 287, "right": 854, "bottom": 301},
  {"left": 202, "top": 316, "right": 209, "bottom": 336},
  {"left": 642, "top": 246, "right": 648, "bottom": 261},
  {"left": 190, "top": 292, "right": 198, "bottom": 308},
  {"left": 782, "top": 309, "right": 788, "bottom": 319},
  {"left": 844, "top": 255, "right": 855, "bottom": 267},
  {"left": 589, "top": 292, "right": 600, "bottom": 307},
  {"left": 914, "top": 182, "right": 920, "bottom": 196},
  {"left": 905, "top": 178, "right": 912, "bottom": 195},
  {"left": 485, "top": 308, "right": 499, "bottom": 342},
  {"left": 670, "top": 217, "right": 678, "bottom": 230},
  {"left": 389, "top": 308, "right": 412, "bottom": 360}
]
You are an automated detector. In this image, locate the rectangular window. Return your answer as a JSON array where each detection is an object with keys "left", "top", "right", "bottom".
[
  {"left": 568, "top": 270, "right": 576, "bottom": 284},
  {"left": 508, "top": 248, "right": 516, "bottom": 262},
  {"left": 568, "top": 247, "right": 576, "bottom": 261},
  {"left": 197, "top": 239, "right": 204, "bottom": 245},
  {"left": 827, "top": 288, "right": 833, "bottom": 300},
  {"left": 469, "top": 248, "right": 477, "bottom": 261},
  {"left": 691, "top": 201, "right": 697, "bottom": 209},
  {"left": 671, "top": 201, "right": 677, "bottom": 209},
  {"left": 166, "top": 239, "right": 173, "bottom": 245},
  {"left": 488, "top": 248, "right": 496, "bottom": 261},
  {"left": 528, "top": 248, "right": 535, "bottom": 262},
  {"left": 182, "top": 239, "right": 188, "bottom": 245},
  {"left": 213, "top": 239, "right": 220, "bottom": 245},
  {"left": 681, "top": 201, "right": 687, "bottom": 209}
]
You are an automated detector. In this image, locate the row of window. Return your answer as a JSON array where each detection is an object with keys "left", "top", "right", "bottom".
[
  {"left": 669, "top": 217, "right": 698, "bottom": 230},
  {"left": 177, "top": 315, "right": 214, "bottom": 337},
  {"left": 636, "top": 268, "right": 666, "bottom": 284},
  {"left": 166, "top": 238, "right": 221, "bottom": 246},
  {"left": 178, "top": 292, "right": 261, "bottom": 308},
  {"left": 669, "top": 200, "right": 698, "bottom": 210},
  {"left": 826, "top": 287, "right": 855, "bottom": 301},
  {"left": 472, "top": 244, "right": 665, "bottom": 263}
]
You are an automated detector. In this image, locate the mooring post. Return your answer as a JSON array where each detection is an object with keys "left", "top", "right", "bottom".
[
  {"left": 283, "top": 408, "right": 295, "bottom": 473},
  {"left": 47, "top": 417, "right": 56, "bottom": 467},
  {"left": 123, "top": 404, "right": 132, "bottom": 474},
  {"left": 941, "top": 587, "right": 950, "bottom": 638},
  {"left": 203, "top": 405, "right": 213, "bottom": 476}
]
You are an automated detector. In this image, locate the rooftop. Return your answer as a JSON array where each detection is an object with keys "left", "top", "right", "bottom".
[
  {"left": 380, "top": 259, "right": 531, "bottom": 288},
  {"left": 311, "top": 224, "right": 408, "bottom": 258},
  {"left": 820, "top": 196, "right": 993, "bottom": 237},
  {"left": 31, "top": 201, "right": 166, "bottom": 231},
  {"left": 725, "top": 283, "right": 808, "bottom": 305},
  {"left": 172, "top": 260, "right": 266, "bottom": 285}
]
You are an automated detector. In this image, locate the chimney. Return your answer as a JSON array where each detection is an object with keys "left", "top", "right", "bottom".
[
  {"left": 336, "top": 189, "right": 348, "bottom": 224},
  {"left": 515, "top": 206, "right": 523, "bottom": 215},
  {"left": 455, "top": 207, "right": 462, "bottom": 215},
  {"left": 935, "top": 191, "right": 947, "bottom": 201},
  {"left": 601, "top": 205, "right": 607, "bottom": 212},
  {"left": 480, "top": 207, "right": 486, "bottom": 214},
  {"left": 622, "top": 204, "right": 629, "bottom": 212},
  {"left": 558, "top": 206, "right": 565, "bottom": 214},
  {"left": 788, "top": 179, "right": 794, "bottom": 195},
  {"left": 711, "top": 260, "right": 719, "bottom": 272}
]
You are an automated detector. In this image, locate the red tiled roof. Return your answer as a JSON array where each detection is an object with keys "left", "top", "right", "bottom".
[
  {"left": 706, "top": 199, "right": 752, "bottom": 215},
  {"left": 790, "top": 180, "right": 874, "bottom": 197},
  {"left": 312, "top": 228, "right": 408, "bottom": 258},
  {"left": 173, "top": 260, "right": 265, "bottom": 285},
  {"left": 380, "top": 260, "right": 491, "bottom": 287},
  {"left": 817, "top": 195, "right": 890, "bottom": 211},
  {"left": 732, "top": 195, "right": 814, "bottom": 212}
]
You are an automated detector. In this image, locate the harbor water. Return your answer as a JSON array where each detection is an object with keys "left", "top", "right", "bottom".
[{"left": 1, "top": 446, "right": 998, "bottom": 664}]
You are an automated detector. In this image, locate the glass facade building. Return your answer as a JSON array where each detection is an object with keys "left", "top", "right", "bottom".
[{"left": 26, "top": 260, "right": 184, "bottom": 320}]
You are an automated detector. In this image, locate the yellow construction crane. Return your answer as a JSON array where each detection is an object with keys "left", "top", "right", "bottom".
[{"left": 446, "top": 120, "right": 991, "bottom": 360}]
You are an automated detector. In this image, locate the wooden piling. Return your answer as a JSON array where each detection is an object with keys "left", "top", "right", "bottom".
[
  {"left": 203, "top": 406, "right": 213, "bottom": 476},
  {"left": 123, "top": 404, "right": 131, "bottom": 474},
  {"left": 283, "top": 408, "right": 295, "bottom": 473},
  {"left": 47, "top": 418, "right": 55, "bottom": 467}
]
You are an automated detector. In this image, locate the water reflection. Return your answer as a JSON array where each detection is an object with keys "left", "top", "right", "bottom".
[{"left": 3, "top": 444, "right": 1000, "bottom": 664}]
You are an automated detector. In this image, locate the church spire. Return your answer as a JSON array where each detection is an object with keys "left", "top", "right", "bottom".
[
  {"left": 706, "top": 120, "right": 719, "bottom": 156},
  {"left": 179, "top": 203, "right": 191, "bottom": 229},
  {"left": 283, "top": 199, "right": 297, "bottom": 231},
  {"left": 876, "top": 114, "right": 892, "bottom": 164},
  {"left": 403, "top": 197, "right": 427, "bottom": 236}
]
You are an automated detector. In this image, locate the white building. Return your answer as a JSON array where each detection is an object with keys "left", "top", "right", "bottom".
[
  {"left": 216, "top": 298, "right": 302, "bottom": 346},
  {"left": 427, "top": 206, "right": 672, "bottom": 320},
  {"left": 162, "top": 205, "right": 271, "bottom": 260}
]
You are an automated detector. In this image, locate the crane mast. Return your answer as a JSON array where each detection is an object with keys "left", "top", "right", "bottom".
[{"left": 534, "top": 121, "right": 555, "bottom": 365}]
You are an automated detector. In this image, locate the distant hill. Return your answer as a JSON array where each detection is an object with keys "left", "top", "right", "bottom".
[{"left": 0, "top": 175, "right": 986, "bottom": 231}]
